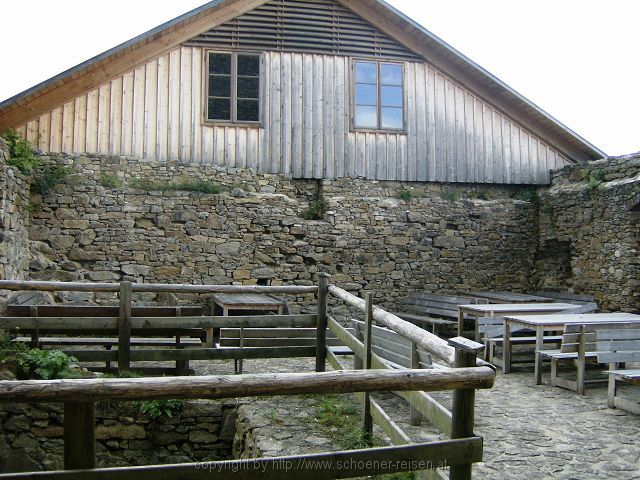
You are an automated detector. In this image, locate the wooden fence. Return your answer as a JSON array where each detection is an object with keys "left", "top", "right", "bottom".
[
  {"left": 0, "top": 277, "right": 495, "bottom": 479},
  {"left": 0, "top": 279, "right": 323, "bottom": 375},
  {"left": 325, "top": 286, "right": 492, "bottom": 480}
]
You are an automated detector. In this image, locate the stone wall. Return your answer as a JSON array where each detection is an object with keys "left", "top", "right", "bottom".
[
  {"left": 535, "top": 152, "right": 640, "bottom": 311},
  {"left": 0, "top": 400, "right": 236, "bottom": 473},
  {"left": 24, "top": 153, "right": 539, "bottom": 307},
  {"left": 0, "top": 138, "right": 31, "bottom": 310}
]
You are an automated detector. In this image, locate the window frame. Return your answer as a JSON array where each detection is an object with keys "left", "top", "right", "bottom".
[
  {"left": 203, "top": 50, "right": 263, "bottom": 126},
  {"left": 350, "top": 58, "right": 406, "bottom": 134}
]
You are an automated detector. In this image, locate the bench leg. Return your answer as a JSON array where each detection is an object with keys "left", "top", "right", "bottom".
[
  {"left": 607, "top": 369, "right": 617, "bottom": 409},
  {"left": 105, "top": 346, "right": 112, "bottom": 370},
  {"left": 576, "top": 358, "right": 586, "bottom": 395},
  {"left": 549, "top": 358, "right": 558, "bottom": 387}
]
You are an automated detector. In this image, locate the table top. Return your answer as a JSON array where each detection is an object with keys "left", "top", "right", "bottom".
[
  {"left": 504, "top": 312, "right": 640, "bottom": 327},
  {"left": 212, "top": 293, "right": 285, "bottom": 308},
  {"left": 459, "top": 303, "right": 577, "bottom": 314},
  {"left": 468, "top": 291, "right": 552, "bottom": 303}
]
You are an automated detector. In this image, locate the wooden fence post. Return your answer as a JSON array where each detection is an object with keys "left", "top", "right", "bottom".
[
  {"left": 353, "top": 321, "right": 364, "bottom": 370},
  {"left": 315, "top": 273, "right": 330, "bottom": 372},
  {"left": 410, "top": 341, "right": 422, "bottom": 426},
  {"left": 448, "top": 337, "right": 484, "bottom": 480},
  {"left": 118, "top": 281, "right": 132, "bottom": 374},
  {"left": 362, "top": 291, "right": 374, "bottom": 445},
  {"left": 64, "top": 401, "right": 95, "bottom": 470}
]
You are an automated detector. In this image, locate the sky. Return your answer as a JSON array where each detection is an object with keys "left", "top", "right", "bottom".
[{"left": 0, "top": 0, "right": 637, "bottom": 156}]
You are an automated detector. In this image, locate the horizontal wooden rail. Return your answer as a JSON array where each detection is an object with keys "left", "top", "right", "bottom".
[
  {"left": 0, "top": 315, "right": 317, "bottom": 331},
  {"left": 0, "top": 438, "right": 482, "bottom": 480},
  {"left": 0, "top": 368, "right": 495, "bottom": 403},
  {"left": 330, "top": 285, "right": 456, "bottom": 366},
  {"left": 64, "top": 346, "right": 317, "bottom": 363},
  {"left": 0, "top": 280, "right": 318, "bottom": 295},
  {"left": 328, "top": 316, "right": 453, "bottom": 436}
]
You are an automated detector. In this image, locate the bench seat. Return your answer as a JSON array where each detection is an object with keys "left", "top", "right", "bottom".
[
  {"left": 392, "top": 312, "right": 456, "bottom": 327},
  {"left": 395, "top": 293, "right": 480, "bottom": 336}
]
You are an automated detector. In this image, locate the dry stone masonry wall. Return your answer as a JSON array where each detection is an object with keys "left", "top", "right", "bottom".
[
  {"left": 23, "top": 154, "right": 538, "bottom": 307},
  {"left": 0, "top": 400, "right": 236, "bottom": 473},
  {"left": 536, "top": 153, "right": 640, "bottom": 311},
  {"left": 0, "top": 138, "right": 30, "bottom": 308},
  {"left": 0, "top": 149, "right": 638, "bottom": 311}
]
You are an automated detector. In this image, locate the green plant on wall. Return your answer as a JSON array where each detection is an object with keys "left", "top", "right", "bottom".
[
  {"left": 129, "top": 177, "right": 221, "bottom": 194},
  {"left": 513, "top": 188, "right": 539, "bottom": 203},
  {"left": 440, "top": 187, "right": 459, "bottom": 203},
  {"left": 396, "top": 188, "right": 412, "bottom": 201},
  {"left": 586, "top": 170, "right": 605, "bottom": 191},
  {"left": 1, "top": 129, "right": 39, "bottom": 173},
  {"left": 32, "top": 164, "right": 71, "bottom": 194},
  {"left": 303, "top": 199, "right": 327, "bottom": 220},
  {"left": 99, "top": 172, "right": 121, "bottom": 188},
  {"left": 133, "top": 399, "right": 184, "bottom": 419}
]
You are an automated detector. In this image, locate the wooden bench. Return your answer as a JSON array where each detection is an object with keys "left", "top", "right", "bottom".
[
  {"left": 530, "top": 291, "right": 597, "bottom": 306},
  {"left": 5, "top": 304, "right": 204, "bottom": 375},
  {"left": 599, "top": 327, "right": 640, "bottom": 414},
  {"left": 538, "top": 321, "right": 637, "bottom": 394},
  {"left": 352, "top": 318, "right": 438, "bottom": 427},
  {"left": 219, "top": 327, "right": 352, "bottom": 374},
  {"left": 480, "top": 303, "right": 598, "bottom": 366},
  {"left": 394, "top": 293, "right": 484, "bottom": 336},
  {"left": 352, "top": 319, "right": 433, "bottom": 370}
]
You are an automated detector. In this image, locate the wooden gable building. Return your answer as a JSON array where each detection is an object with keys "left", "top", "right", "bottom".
[{"left": 0, "top": 0, "right": 605, "bottom": 184}]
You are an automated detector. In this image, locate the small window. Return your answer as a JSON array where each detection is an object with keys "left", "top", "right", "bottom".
[
  {"left": 207, "top": 52, "right": 261, "bottom": 123},
  {"left": 353, "top": 60, "right": 404, "bottom": 131}
]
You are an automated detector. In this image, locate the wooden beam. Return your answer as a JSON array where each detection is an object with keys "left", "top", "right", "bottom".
[
  {"left": 0, "top": 438, "right": 483, "bottom": 480},
  {"left": 0, "top": 368, "right": 495, "bottom": 403},
  {"left": 370, "top": 398, "right": 412, "bottom": 445},
  {"left": 362, "top": 292, "right": 374, "bottom": 443},
  {"left": 63, "top": 402, "right": 95, "bottom": 470},
  {"left": 448, "top": 338, "right": 481, "bottom": 480},
  {"left": 0, "top": 0, "right": 270, "bottom": 130},
  {"left": 316, "top": 273, "right": 330, "bottom": 372},
  {"left": 329, "top": 285, "right": 456, "bottom": 366},
  {"left": 329, "top": 317, "right": 453, "bottom": 437},
  {"left": 64, "top": 346, "right": 316, "bottom": 363},
  {"left": 0, "top": 280, "right": 317, "bottom": 295},
  {"left": 118, "top": 281, "right": 132, "bottom": 373}
]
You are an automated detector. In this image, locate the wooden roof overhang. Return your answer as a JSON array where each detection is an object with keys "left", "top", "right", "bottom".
[{"left": 0, "top": 0, "right": 607, "bottom": 163}]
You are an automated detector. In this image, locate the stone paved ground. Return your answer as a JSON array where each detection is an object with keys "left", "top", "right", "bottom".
[{"left": 189, "top": 357, "right": 640, "bottom": 479}]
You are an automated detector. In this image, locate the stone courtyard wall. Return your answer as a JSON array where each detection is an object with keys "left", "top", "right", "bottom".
[
  {"left": 536, "top": 153, "right": 639, "bottom": 311},
  {"left": 0, "top": 400, "right": 236, "bottom": 473},
  {"left": 23, "top": 153, "right": 538, "bottom": 307},
  {"left": 1, "top": 147, "right": 637, "bottom": 311},
  {"left": 0, "top": 138, "right": 30, "bottom": 309}
]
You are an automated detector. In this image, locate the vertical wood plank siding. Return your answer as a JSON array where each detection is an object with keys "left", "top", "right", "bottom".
[{"left": 20, "top": 47, "right": 570, "bottom": 184}]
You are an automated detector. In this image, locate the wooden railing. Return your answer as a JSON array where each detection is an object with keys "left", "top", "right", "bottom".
[
  {"left": 0, "top": 368, "right": 494, "bottom": 480},
  {"left": 0, "top": 277, "right": 495, "bottom": 479},
  {"left": 0, "top": 279, "right": 324, "bottom": 375},
  {"left": 326, "top": 285, "right": 491, "bottom": 479}
]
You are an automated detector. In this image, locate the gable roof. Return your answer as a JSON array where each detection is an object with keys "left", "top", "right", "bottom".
[{"left": 0, "top": 0, "right": 606, "bottom": 162}]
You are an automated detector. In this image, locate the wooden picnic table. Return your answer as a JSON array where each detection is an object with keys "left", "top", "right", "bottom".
[
  {"left": 503, "top": 312, "right": 640, "bottom": 382},
  {"left": 467, "top": 291, "right": 552, "bottom": 304},
  {"left": 210, "top": 293, "right": 286, "bottom": 372},
  {"left": 211, "top": 293, "right": 286, "bottom": 315},
  {"left": 457, "top": 303, "right": 577, "bottom": 341}
]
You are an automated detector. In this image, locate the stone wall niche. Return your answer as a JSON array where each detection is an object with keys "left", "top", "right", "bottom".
[{"left": 533, "top": 239, "right": 573, "bottom": 290}]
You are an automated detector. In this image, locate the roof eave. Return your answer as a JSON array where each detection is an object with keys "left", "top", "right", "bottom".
[
  {"left": 370, "top": 0, "right": 607, "bottom": 161},
  {"left": 0, "top": 0, "right": 228, "bottom": 115}
]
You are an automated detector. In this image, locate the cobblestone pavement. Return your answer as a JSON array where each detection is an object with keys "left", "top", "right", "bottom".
[{"left": 189, "top": 357, "right": 640, "bottom": 480}]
